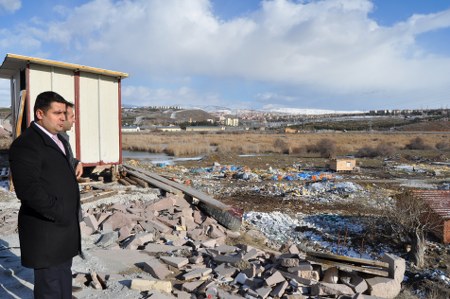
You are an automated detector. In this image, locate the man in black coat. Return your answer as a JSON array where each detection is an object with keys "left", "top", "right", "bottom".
[{"left": 9, "top": 91, "right": 81, "bottom": 299}]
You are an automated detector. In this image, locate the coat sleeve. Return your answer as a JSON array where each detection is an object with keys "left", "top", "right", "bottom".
[{"left": 9, "top": 140, "right": 63, "bottom": 222}]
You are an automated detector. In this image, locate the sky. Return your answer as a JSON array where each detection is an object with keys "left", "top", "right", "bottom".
[{"left": 1, "top": 0, "right": 450, "bottom": 112}]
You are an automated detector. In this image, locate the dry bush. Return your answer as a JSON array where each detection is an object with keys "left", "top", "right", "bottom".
[
  {"left": 435, "top": 141, "right": 449, "bottom": 150},
  {"left": 405, "top": 137, "right": 432, "bottom": 150},
  {"left": 273, "top": 138, "right": 289, "bottom": 154},
  {"left": 289, "top": 145, "right": 306, "bottom": 155},
  {"left": 356, "top": 142, "right": 396, "bottom": 158},
  {"left": 306, "top": 138, "right": 337, "bottom": 158},
  {"left": 164, "top": 142, "right": 210, "bottom": 156}
]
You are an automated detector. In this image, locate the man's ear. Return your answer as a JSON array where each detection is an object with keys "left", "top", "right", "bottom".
[{"left": 36, "top": 109, "right": 44, "bottom": 120}]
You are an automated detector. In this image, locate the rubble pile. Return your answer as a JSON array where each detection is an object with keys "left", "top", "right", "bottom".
[{"left": 76, "top": 194, "right": 405, "bottom": 298}]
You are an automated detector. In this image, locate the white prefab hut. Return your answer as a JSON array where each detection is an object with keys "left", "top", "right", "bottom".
[{"left": 0, "top": 53, "right": 128, "bottom": 167}]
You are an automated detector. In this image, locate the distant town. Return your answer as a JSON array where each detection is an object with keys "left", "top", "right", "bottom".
[{"left": 121, "top": 106, "right": 450, "bottom": 133}]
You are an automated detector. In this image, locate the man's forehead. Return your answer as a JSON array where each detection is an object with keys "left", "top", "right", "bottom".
[{"left": 49, "top": 102, "right": 66, "bottom": 111}]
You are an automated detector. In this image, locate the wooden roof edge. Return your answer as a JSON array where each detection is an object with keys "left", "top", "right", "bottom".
[{"left": 4, "top": 53, "right": 129, "bottom": 78}]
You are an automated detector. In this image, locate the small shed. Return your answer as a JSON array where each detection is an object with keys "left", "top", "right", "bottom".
[
  {"left": 330, "top": 157, "right": 356, "bottom": 172},
  {"left": 0, "top": 53, "right": 128, "bottom": 166},
  {"left": 412, "top": 190, "right": 450, "bottom": 244}
]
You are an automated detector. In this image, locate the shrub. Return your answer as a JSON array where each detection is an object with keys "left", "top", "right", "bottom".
[
  {"left": 273, "top": 138, "right": 289, "bottom": 153},
  {"left": 436, "top": 142, "right": 450, "bottom": 150},
  {"left": 306, "top": 138, "right": 336, "bottom": 158},
  {"left": 405, "top": 137, "right": 431, "bottom": 150},
  {"left": 356, "top": 142, "right": 395, "bottom": 158}
]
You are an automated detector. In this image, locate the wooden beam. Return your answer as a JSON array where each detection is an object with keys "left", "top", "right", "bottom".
[
  {"left": 306, "top": 256, "right": 389, "bottom": 277},
  {"left": 123, "top": 168, "right": 178, "bottom": 194},
  {"left": 307, "top": 251, "right": 389, "bottom": 269},
  {"left": 123, "top": 164, "right": 229, "bottom": 211}
]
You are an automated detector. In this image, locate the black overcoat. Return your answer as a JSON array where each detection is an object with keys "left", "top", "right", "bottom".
[{"left": 9, "top": 122, "right": 81, "bottom": 269}]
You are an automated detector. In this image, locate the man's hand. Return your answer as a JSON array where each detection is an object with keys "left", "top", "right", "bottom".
[{"left": 75, "top": 162, "right": 83, "bottom": 179}]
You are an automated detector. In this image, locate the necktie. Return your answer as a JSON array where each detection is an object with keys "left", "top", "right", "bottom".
[{"left": 52, "top": 135, "right": 66, "bottom": 155}]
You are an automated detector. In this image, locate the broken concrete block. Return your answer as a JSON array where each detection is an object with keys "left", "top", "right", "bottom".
[
  {"left": 340, "top": 272, "right": 368, "bottom": 294},
  {"left": 265, "top": 270, "right": 286, "bottom": 286},
  {"left": 322, "top": 267, "right": 339, "bottom": 283},
  {"left": 193, "top": 209, "right": 206, "bottom": 224},
  {"left": 140, "top": 219, "right": 172, "bottom": 233},
  {"left": 234, "top": 272, "right": 249, "bottom": 285},
  {"left": 80, "top": 222, "right": 94, "bottom": 236},
  {"left": 143, "top": 259, "right": 172, "bottom": 280},
  {"left": 288, "top": 244, "right": 300, "bottom": 254},
  {"left": 181, "top": 280, "right": 204, "bottom": 292},
  {"left": 366, "top": 277, "right": 401, "bottom": 299},
  {"left": 188, "top": 254, "right": 204, "bottom": 264},
  {"left": 83, "top": 214, "right": 99, "bottom": 231},
  {"left": 214, "top": 245, "right": 239, "bottom": 254},
  {"left": 102, "top": 212, "right": 133, "bottom": 231},
  {"left": 214, "top": 263, "right": 237, "bottom": 278},
  {"left": 281, "top": 257, "right": 300, "bottom": 268},
  {"left": 270, "top": 280, "right": 289, "bottom": 298},
  {"left": 182, "top": 267, "right": 212, "bottom": 280},
  {"left": 143, "top": 243, "right": 191, "bottom": 254},
  {"left": 381, "top": 253, "right": 405, "bottom": 282},
  {"left": 146, "top": 197, "right": 175, "bottom": 212},
  {"left": 96, "top": 231, "right": 119, "bottom": 248},
  {"left": 311, "top": 282, "right": 355, "bottom": 296},
  {"left": 256, "top": 286, "right": 272, "bottom": 298},
  {"left": 118, "top": 225, "right": 132, "bottom": 242},
  {"left": 160, "top": 256, "right": 189, "bottom": 269},
  {"left": 89, "top": 271, "right": 102, "bottom": 290},
  {"left": 129, "top": 279, "right": 172, "bottom": 293}
]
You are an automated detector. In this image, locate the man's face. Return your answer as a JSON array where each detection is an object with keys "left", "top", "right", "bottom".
[
  {"left": 36, "top": 102, "right": 66, "bottom": 134},
  {"left": 63, "top": 106, "right": 75, "bottom": 131}
]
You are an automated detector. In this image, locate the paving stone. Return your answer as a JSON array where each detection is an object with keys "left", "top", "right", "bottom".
[
  {"left": 130, "top": 279, "right": 172, "bottom": 293},
  {"left": 214, "top": 263, "right": 238, "bottom": 278},
  {"left": 140, "top": 219, "right": 172, "bottom": 233},
  {"left": 96, "top": 231, "right": 119, "bottom": 248},
  {"left": 143, "top": 259, "right": 172, "bottom": 280},
  {"left": 381, "top": 253, "right": 405, "bottom": 282},
  {"left": 160, "top": 256, "right": 189, "bottom": 269},
  {"left": 182, "top": 267, "right": 213, "bottom": 280},
  {"left": 146, "top": 197, "right": 176, "bottom": 212},
  {"left": 265, "top": 270, "right": 286, "bottom": 286},
  {"left": 311, "top": 282, "right": 355, "bottom": 296},
  {"left": 181, "top": 280, "right": 204, "bottom": 292},
  {"left": 143, "top": 243, "right": 191, "bottom": 254},
  {"left": 256, "top": 286, "right": 272, "bottom": 298},
  {"left": 270, "top": 280, "right": 289, "bottom": 297},
  {"left": 83, "top": 214, "right": 99, "bottom": 231},
  {"left": 322, "top": 266, "right": 339, "bottom": 283},
  {"left": 281, "top": 257, "right": 300, "bottom": 268},
  {"left": 102, "top": 211, "right": 134, "bottom": 231},
  {"left": 366, "top": 277, "right": 401, "bottom": 299}
]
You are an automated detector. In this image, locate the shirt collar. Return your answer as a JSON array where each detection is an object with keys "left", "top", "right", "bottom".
[{"left": 34, "top": 122, "right": 58, "bottom": 139}]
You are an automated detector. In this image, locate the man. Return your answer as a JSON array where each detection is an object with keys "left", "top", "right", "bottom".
[
  {"left": 9, "top": 91, "right": 81, "bottom": 299},
  {"left": 60, "top": 102, "right": 83, "bottom": 178}
]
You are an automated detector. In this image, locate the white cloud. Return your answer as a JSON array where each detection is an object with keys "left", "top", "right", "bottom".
[
  {"left": 3, "top": 0, "right": 450, "bottom": 109},
  {"left": 122, "top": 85, "right": 222, "bottom": 108},
  {"left": 0, "top": 0, "right": 20, "bottom": 13}
]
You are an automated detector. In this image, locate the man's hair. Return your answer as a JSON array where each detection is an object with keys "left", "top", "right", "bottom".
[
  {"left": 66, "top": 102, "right": 74, "bottom": 108},
  {"left": 34, "top": 91, "right": 68, "bottom": 121}
]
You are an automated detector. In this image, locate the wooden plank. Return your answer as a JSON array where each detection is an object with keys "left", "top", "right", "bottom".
[
  {"left": 123, "top": 164, "right": 229, "bottom": 211},
  {"left": 306, "top": 256, "right": 389, "bottom": 277},
  {"left": 80, "top": 190, "right": 118, "bottom": 204},
  {"left": 118, "top": 178, "right": 131, "bottom": 186},
  {"left": 307, "top": 251, "right": 389, "bottom": 269},
  {"left": 124, "top": 168, "right": 177, "bottom": 194},
  {"left": 15, "top": 90, "right": 26, "bottom": 138},
  {"left": 128, "top": 175, "right": 149, "bottom": 188}
]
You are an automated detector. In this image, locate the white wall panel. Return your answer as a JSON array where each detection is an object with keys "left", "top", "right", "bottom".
[
  {"left": 98, "top": 76, "right": 119, "bottom": 163},
  {"left": 79, "top": 73, "right": 100, "bottom": 163}
]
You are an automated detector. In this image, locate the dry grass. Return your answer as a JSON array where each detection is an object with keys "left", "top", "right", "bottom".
[{"left": 122, "top": 131, "right": 449, "bottom": 157}]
